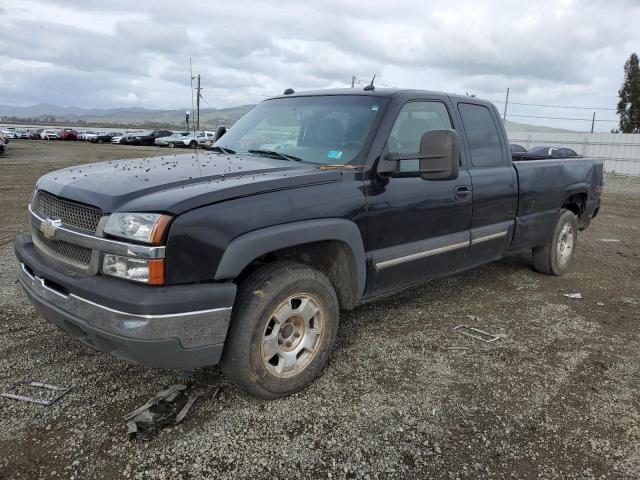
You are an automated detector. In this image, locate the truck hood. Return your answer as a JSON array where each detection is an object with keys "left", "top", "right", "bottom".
[{"left": 36, "top": 152, "right": 342, "bottom": 214}]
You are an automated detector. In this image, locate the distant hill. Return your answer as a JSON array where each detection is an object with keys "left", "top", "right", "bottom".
[
  {"left": 504, "top": 119, "right": 574, "bottom": 134},
  {"left": 0, "top": 103, "right": 255, "bottom": 129},
  {"left": 0, "top": 103, "right": 575, "bottom": 133}
]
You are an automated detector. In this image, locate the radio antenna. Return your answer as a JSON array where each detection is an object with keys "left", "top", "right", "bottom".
[{"left": 363, "top": 74, "right": 376, "bottom": 91}]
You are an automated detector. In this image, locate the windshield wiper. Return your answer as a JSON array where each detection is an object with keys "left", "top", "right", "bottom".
[
  {"left": 248, "top": 149, "right": 303, "bottom": 162},
  {"left": 208, "top": 145, "right": 236, "bottom": 154}
]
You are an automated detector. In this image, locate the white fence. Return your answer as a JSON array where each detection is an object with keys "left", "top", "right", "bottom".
[{"left": 506, "top": 131, "right": 640, "bottom": 176}]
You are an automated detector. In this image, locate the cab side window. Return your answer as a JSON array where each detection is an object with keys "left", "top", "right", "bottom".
[
  {"left": 387, "top": 102, "right": 452, "bottom": 171},
  {"left": 458, "top": 103, "right": 504, "bottom": 167}
]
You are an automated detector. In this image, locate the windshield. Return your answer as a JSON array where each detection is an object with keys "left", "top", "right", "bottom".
[{"left": 214, "top": 95, "right": 386, "bottom": 165}]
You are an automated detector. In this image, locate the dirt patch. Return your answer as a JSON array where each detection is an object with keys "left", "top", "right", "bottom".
[{"left": 0, "top": 141, "right": 639, "bottom": 479}]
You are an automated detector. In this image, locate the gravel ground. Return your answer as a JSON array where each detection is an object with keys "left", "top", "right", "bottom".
[{"left": 1, "top": 141, "right": 639, "bottom": 480}]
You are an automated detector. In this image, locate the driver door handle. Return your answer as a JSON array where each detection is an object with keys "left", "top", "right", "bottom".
[{"left": 455, "top": 185, "right": 472, "bottom": 201}]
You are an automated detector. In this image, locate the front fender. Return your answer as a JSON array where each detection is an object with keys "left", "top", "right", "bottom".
[{"left": 215, "top": 219, "right": 367, "bottom": 302}]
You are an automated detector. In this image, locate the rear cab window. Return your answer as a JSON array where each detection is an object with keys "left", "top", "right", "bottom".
[{"left": 458, "top": 103, "right": 505, "bottom": 167}]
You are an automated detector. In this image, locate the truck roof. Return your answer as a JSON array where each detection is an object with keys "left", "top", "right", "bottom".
[{"left": 266, "top": 87, "right": 495, "bottom": 108}]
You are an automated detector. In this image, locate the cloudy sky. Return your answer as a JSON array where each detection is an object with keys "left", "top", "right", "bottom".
[{"left": 1, "top": 0, "right": 639, "bottom": 130}]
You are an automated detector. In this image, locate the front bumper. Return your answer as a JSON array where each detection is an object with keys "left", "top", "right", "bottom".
[{"left": 15, "top": 233, "right": 236, "bottom": 369}]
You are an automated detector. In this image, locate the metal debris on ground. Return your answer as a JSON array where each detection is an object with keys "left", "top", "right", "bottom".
[
  {"left": 454, "top": 325, "right": 507, "bottom": 343},
  {"left": 125, "top": 384, "right": 219, "bottom": 441},
  {"left": 0, "top": 381, "right": 73, "bottom": 406},
  {"left": 446, "top": 346, "right": 470, "bottom": 351},
  {"left": 465, "top": 315, "right": 480, "bottom": 322},
  {"left": 564, "top": 293, "right": 583, "bottom": 300},
  {"left": 598, "top": 238, "right": 621, "bottom": 242}
]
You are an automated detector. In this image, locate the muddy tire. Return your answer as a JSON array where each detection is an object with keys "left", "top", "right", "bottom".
[
  {"left": 220, "top": 262, "right": 340, "bottom": 399},
  {"left": 532, "top": 209, "right": 578, "bottom": 276}
]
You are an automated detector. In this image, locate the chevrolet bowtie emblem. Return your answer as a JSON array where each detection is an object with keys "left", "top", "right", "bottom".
[{"left": 41, "top": 218, "right": 62, "bottom": 240}]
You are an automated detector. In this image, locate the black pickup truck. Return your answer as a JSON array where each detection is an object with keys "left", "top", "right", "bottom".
[{"left": 15, "top": 89, "right": 603, "bottom": 399}]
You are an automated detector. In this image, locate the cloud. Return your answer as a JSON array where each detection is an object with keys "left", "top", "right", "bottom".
[{"left": 0, "top": 0, "right": 639, "bottom": 131}]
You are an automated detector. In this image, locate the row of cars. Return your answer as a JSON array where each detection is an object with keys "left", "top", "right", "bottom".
[
  {"left": 1, "top": 127, "right": 79, "bottom": 140},
  {"left": 510, "top": 144, "right": 579, "bottom": 159},
  {"left": 1, "top": 126, "right": 216, "bottom": 149},
  {"left": 90, "top": 130, "right": 216, "bottom": 148}
]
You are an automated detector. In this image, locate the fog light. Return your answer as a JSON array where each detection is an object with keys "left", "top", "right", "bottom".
[{"left": 102, "top": 254, "right": 164, "bottom": 285}]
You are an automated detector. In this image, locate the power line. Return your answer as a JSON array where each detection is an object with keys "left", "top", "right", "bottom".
[
  {"left": 508, "top": 113, "right": 619, "bottom": 123},
  {"left": 492, "top": 99, "right": 622, "bottom": 111}
]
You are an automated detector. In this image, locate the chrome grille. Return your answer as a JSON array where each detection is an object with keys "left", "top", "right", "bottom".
[
  {"left": 34, "top": 229, "right": 93, "bottom": 266},
  {"left": 34, "top": 190, "right": 102, "bottom": 233}
]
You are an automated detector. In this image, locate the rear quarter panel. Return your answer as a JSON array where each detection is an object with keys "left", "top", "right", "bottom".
[{"left": 509, "top": 157, "right": 604, "bottom": 250}]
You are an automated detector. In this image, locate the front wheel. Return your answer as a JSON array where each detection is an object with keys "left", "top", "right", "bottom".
[
  {"left": 168, "top": 142, "right": 175, "bottom": 148},
  {"left": 189, "top": 140, "right": 197, "bottom": 148},
  {"left": 220, "top": 262, "right": 340, "bottom": 399},
  {"left": 532, "top": 209, "right": 578, "bottom": 276}
]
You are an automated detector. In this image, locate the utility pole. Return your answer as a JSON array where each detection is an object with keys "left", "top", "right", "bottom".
[
  {"left": 351, "top": 76, "right": 356, "bottom": 88},
  {"left": 591, "top": 112, "right": 596, "bottom": 134},
  {"left": 196, "top": 74, "right": 201, "bottom": 131},
  {"left": 503, "top": 88, "right": 510, "bottom": 120}
]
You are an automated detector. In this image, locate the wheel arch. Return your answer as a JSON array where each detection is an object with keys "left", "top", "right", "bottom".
[
  {"left": 562, "top": 187, "right": 588, "bottom": 218},
  {"left": 215, "top": 219, "right": 366, "bottom": 310}
]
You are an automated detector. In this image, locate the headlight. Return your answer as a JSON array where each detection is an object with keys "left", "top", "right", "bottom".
[
  {"left": 104, "top": 213, "right": 172, "bottom": 244},
  {"left": 102, "top": 254, "right": 164, "bottom": 285}
]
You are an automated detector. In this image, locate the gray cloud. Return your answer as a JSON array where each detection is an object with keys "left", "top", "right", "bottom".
[{"left": 1, "top": 0, "right": 638, "bottom": 131}]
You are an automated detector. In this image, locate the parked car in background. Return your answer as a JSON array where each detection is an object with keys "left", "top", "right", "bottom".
[
  {"left": 28, "top": 129, "right": 43, "bottom": 140},
  {"left": 78, "top": 130, "right": 94, "bottom": 141},
  {"left": 1, "top": 128, "right": 15, "bottom": 139},
  {"left": 40, "top": 129, "right": 61, "bottom": 140},
  {"left": 91, "top": 132, "right": 122, "bottom": 144},
  {"left": 111, "top": 134, "right": 126, "bottom": 144},
  {"left": 60, "top": 128, "right": 78, "bottom": 141},
  {"left": 133, "top": 130, "right": 173, "bottom": 146},
  {"left": 14, "top": 128, "right": 30, "bottom": 139},
  {"left": 80, "top": 131, "right": 103, "bottom": 142},
  {"left": 186, "top": 130, "right": 216, "bottom": 148},
  {"left": 155, "top": 131, "right": 190, "bottom": 148},
  {"left": 118, "top": 132, "right": 145, "bottom": 145},
  {"left": 526, "top": 146, "right": 579, "bottom": 159},
  {"left": 510, "top": 144, "right": 527, "bottom": 156}
]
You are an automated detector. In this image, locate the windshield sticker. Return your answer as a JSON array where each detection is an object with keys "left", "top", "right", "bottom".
[
  {"left": 327, "top": 150, "right": 343, "bottom": 159},
  {"left": 371, "top": 104, "right": 379, "bottom": 111}
]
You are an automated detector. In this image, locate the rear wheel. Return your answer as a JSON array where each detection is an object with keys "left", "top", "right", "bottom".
[
  {"left": 168, "top": 142, "right": 175, "bottom": 148},
  {"left": 220, "top": 262, "right": 340, "bottom": 399},
  {"left": 532, "top": 209, "right": 578, "bottom": 276},
  {"left": 189, "top": 140, "right": 197, "bottom": 148}
]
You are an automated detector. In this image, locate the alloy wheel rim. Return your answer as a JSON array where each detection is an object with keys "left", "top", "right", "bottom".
[
  {"left": 557, "top": 223, "right": 574, "bottom": 266},
  {"left": 260, "top": 294, "right": 324, "bottom": 378}
]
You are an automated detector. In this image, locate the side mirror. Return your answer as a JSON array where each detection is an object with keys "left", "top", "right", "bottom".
[
  {"left": 378, "top": 129, "right": 460, "bottom": 181},
  {"left": 214, "top": 125, "right": 227, "bottom": 142}
]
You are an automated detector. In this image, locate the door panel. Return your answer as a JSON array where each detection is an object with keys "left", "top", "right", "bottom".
[{"left": 364, "top": 169, "right": 472, "bottom": 297}]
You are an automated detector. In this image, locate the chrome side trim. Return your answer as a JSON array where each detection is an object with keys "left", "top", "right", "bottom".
[
  {"left": 470, "top": 231, "right": 508, "bottom": 245},
  {"left": 19, "top": 264, "right": 231, "bottom": 348},
  {"left": 375, "top": 240, "right": 469, "bottom": 270},
  {"left": 29, "top": 204, "right": 165, "bottom": 260}
]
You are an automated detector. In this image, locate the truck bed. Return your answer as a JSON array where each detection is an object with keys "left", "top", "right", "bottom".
[{"left": 508, "top": 157, "right": 604, "bottom": 251}]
